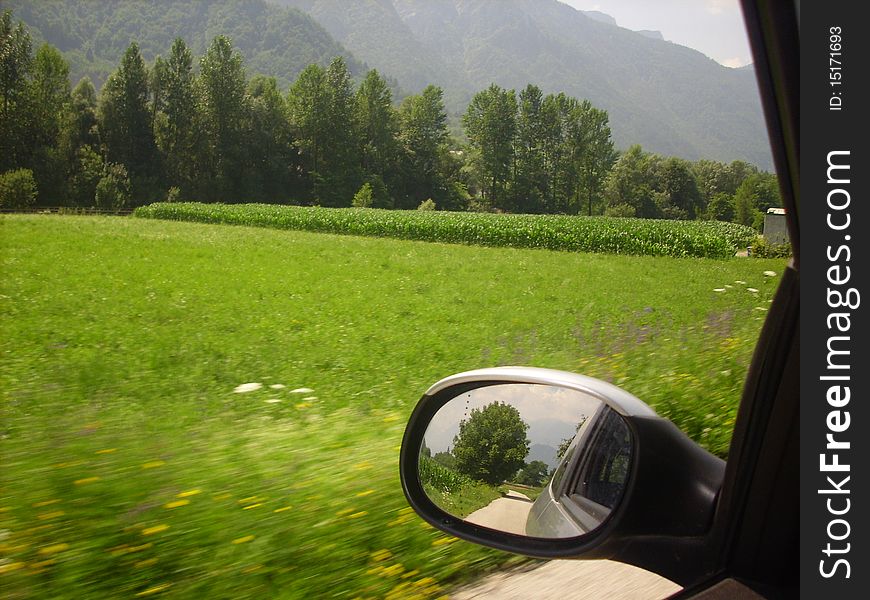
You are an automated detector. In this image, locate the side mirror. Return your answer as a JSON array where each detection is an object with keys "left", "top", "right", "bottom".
[{"left": 400, "top": 367, "right": 726, "bottom": 586}]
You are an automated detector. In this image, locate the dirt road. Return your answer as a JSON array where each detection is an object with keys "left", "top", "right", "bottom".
[
  {"left": 465, "top": 491, "right": 533, "bottom": 535},
  {"left": 450, "top": 558, "right": 681, "bottom": 599},
  {"left": 455, "top": 490, "right": 679, "bottom": 598}
]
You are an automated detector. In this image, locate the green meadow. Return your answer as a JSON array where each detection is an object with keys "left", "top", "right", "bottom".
[{"left": 1, "top": 215, "right": 785, "bottom": 598}]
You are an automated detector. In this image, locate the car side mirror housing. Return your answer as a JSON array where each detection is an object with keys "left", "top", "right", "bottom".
[{"left": 399, "top": 367, "right": 726, "bottom": 586}]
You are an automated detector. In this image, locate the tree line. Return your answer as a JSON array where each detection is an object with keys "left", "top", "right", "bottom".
[{"left": 1, "top": 11, "right": 780, "bottom": 228}]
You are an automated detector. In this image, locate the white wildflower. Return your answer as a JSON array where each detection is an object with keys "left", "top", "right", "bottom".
[{"left": 233, "top": 383, "right": 262, "bottom": 393}]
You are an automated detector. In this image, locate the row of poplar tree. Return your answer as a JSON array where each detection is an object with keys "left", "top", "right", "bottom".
[{"left": 1, "top": 10, "right": 779, "bottom": 224}]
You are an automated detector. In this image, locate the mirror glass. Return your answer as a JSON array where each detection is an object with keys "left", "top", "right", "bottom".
[{"left": 418, "top": 383, "right": 632, "bottom": 539}]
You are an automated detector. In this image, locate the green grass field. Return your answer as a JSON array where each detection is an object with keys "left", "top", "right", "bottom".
[{"left": 0, "top": 215, "right": 785, "bottom": 598}]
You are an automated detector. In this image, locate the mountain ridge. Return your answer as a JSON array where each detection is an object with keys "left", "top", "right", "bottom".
[
  {"left": 273, "top": 0, "right": 772, "bottom": 169},
  {"left": 4, "top": 0, "right": 369, "bottom": 91}
]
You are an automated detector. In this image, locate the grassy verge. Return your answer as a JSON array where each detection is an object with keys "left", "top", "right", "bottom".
[
  {"left": 133, "top": 202, "right": 759, "bottom": 259},
  {"left": 420, "top": 458, "right": 542, "bottom": 518},
  {"left": 1, "top": 215, "right": 785, "bottom": 598},
  {"left": 423, "top": 483, "right": 502, "bottom": 520},
  {"left": 499, "top": 484, "right": 545, "bottom": 503}
]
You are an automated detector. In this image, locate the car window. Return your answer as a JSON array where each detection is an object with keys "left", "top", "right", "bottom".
[
  {"left": 570, "top": 406, "right": 631, "bottom": 509},
  {"left": 550, "top": 437, "right": 579, "bottom": 494}
]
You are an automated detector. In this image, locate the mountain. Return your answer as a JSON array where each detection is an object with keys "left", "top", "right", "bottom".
[
  {"left": 271, "top": 0, "right": 772, "bottom": 169},
  {"left": 270, "top": 0, "right": 447, "bottom": 94},
  {"left": 636, "top": 30, "right": 665, "bottom": 41},
  {"left": 580, "top": 11, "right": 617, "bottom": 26},
  {"left": 4, "top": 0, "right": 367, "bottom": 91},
  {"left": 528, "top": 444, "right": 560, "bottom": 470}
]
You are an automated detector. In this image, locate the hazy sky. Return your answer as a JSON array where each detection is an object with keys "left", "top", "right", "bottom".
[
  {"left": 561, "top": 0, "right": 753, "bottom": 68},
  {"left": 423, "top": 384, "right": 601, "bottom": 454}
]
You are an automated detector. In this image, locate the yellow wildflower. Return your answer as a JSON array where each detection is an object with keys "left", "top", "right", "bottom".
[
  {"left": 135, "top": 558, "right": 159, "bottom": 569},
  {"left": 142, "top": 461, "right": 165, "bottom": 469},
  {"left": 32, "top": 499, "right": 61, "bottom": 508},
  {"left": 388, "top": 512, "right": 414, "bottom": 527},
  {"left": 347, "top": 511, "right": 368, "bottom": 519},
  {"left": 30, "top": 559, "right": 55, "bottom": 571},
  {"left": 108, "top": 543, "right": 152, "bottom": 556},
  {"left": 163, "top": 500, "right": 189, "bottom": 509},
  {"left": 135, "top": 583, "right": 172, "bottom": 597},
  {"left": 37, "top": 510, "right": 65, "bottom": 520},
  {"left": 232, "top": 535, "right": 255, "bottom": 544},
  {"left": 142, "top": 524, "right": 169, "bottom": 536},
  {"left": 0, "top": 562, "right": 25, "bottom": 574},
  {"left": 177, "top": 489, "right": 201, "bottom": 498},
  {"left": 355, "top": 490, "right": 375, "bottom": 497},
  {"left": 382, "top": 563, "right": 404, "bottom": 577},
  {"left": 242, "top": 503, "right": 263, "bottom": 510},
  {"left": 273, "top": 506, "right": 293, "bottom": 513},
  {"left": 96, "top": 448, "right": 117, "bottom": 454},
  {"left": 370, "top": 549, "right": 392, "bottom": 562},
  {"left": 431, "top": 537, "right": 456, "bottom": 547},
  {"left": 38, "top": 543, "right": 70, "bottom": 555},
  {"left": 74, "top": 477, "right": 100, "bottom": 485}
]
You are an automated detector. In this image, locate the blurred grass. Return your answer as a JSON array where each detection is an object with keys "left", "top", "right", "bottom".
[{"left": 0, "top": 215, "right": 786, "bottom": 598}]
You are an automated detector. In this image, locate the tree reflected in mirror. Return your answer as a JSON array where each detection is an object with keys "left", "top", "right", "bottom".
[{"left": 418, "top": 383, "right": 632, "bottom": 539}]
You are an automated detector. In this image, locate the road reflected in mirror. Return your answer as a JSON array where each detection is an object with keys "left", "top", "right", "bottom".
[{"left": 418, "top": 383, "right": 632, "bottom": 539}]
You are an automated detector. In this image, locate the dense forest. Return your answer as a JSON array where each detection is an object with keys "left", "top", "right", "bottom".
[
  {"left": 8, "top": 0, "right": 772, "bottom": 169},
  {"left": 1, "top": 10, "right": 780, "bottom": 229}
]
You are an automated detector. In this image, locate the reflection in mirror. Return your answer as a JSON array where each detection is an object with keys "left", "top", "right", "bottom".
[{"left": 418, "top": 384, "right": 632, "bottom": 539}]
